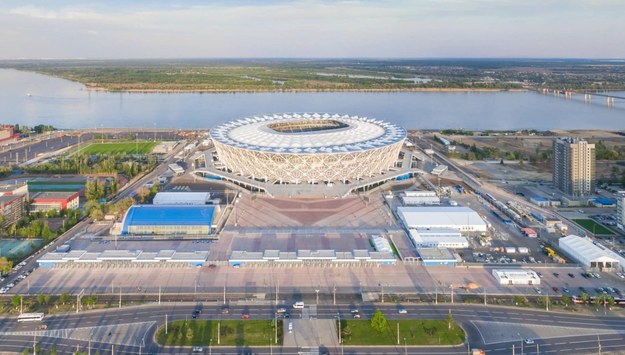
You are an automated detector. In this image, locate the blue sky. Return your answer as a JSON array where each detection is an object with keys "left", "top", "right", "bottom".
[{"left": 0, "top": 0, "right": 623, "bottom": 59}]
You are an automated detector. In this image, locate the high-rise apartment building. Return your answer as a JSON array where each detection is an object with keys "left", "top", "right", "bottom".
[
  {"left": 552, "top": 137, "right": 595, "bottom": 197},
  {"left": 617, "top": 192, "right": 625, "bottom": 232}
]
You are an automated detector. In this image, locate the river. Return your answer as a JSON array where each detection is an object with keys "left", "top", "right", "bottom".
[{"left": 0, "top": 68, "right": 623, "bottom": 131}]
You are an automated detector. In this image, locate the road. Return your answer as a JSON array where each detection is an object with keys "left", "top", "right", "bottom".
[{"left": 1, "top": 303, "right": 624, "bottom": 354}]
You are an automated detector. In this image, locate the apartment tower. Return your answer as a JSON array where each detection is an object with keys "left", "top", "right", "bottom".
[{"left": 552, "top": 137, "right": 595, "bottom": 197}]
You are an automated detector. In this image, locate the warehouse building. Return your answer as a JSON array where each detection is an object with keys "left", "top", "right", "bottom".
[
  {"left": 399, "top": 190, "right": 441, "bottom": 206},
  {"left": 37, "top": 249, "right": 209, "bottom": 267},
  {"left": 397, "top": 206, "right": 488, "bottom": 232},
  {"left": 408, "top": 228, "right": 468, "bottom": 249},
  {"left": 416, "top": 248, "right": 457, "bottom": 266},
  {"left": 153, "top": 192, "right": 211, "bottom": 205},
  {"left": 559, "top": 235, "right": 623, "bottom": 271},
  {"left": 492, "top": 269, "right": 541, "bottom": 285},
  {"left": 120, "top": 205, "right": 216, "bottom": 235}
]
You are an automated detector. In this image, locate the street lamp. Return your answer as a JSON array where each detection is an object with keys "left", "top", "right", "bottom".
[{"left": 315, "top": 289, "right": 320, "bottom": 305}]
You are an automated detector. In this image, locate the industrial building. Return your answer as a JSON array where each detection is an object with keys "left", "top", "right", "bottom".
[
  {"left": 397, "top": 206, "right": 488, "bottom": 232},
  {"left": 210, "top": 113, "right": 406, "bottom": 184},
  {"left": 553, "top": 137, "right": 595, "bottom": 197},
  {"left": 416, "top": 248, "right": 457, "bottom": 266},
  {"left": 37, "top": 249, "right": 209, "bottom": 267},
  {"left": 229, "top": 249, "right": 396, "bottom": 267},
  {"left": 120, "top": 205, "right": 216, "bottom": 235},
  {"left": 30, "top": 191, "right": 80, "bottom": 212},
  {"left": 153, "top": 192, "right": 211, "bottom": 205},
  {"left": 492, "top": 269, "right": 541, "bottom": 285},
  {"left": 408, "top": 228, "right": 468, "bottom": 249},
  {"left": 559, "top": 235, "right": 623, "bottom": 271},
  {"left": 400, "top": 190, "right": 440, "bottom": 206}
]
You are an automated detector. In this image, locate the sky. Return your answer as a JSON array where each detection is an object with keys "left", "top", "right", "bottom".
[{"left": 0, "top": 0, "right": 623, "bottom": 59}]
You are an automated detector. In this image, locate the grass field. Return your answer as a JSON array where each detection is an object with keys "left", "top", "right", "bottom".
[
  {"left": 340, "top": 319, "right": 465, "bottom": 346},
  {"left": 78, "top": 142, "right": 159, "bottom": 155},
  {"left": 0, "top": 239, "right": 43, "bottom": 259},
  {"left": 156, "top": 320, "right": 281, "bottom": 347},
  {"left": 573, "top": 219, "right": 615, "bottom": 235}
]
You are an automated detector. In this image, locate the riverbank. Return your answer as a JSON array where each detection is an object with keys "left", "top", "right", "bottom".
[{"left": 83, "top": 85, "right": 529, "bottom": 94}]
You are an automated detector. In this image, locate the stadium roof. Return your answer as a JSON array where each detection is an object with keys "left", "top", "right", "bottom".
[
  {"left": 210, "top": 113, "right": 406, "bottom": 154},
  {"left": 121, "top": 205, "right": 215, "bottom": 234}
]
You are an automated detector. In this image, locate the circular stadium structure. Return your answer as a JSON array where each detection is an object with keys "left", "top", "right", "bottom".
[{"left": 210, "top": 113, "right": 406, "bottom": 184}]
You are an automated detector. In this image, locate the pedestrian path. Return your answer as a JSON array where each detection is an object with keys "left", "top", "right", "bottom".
[
  {"left": 0, "top": 321, "right": 155, "bottom": 346},
  {"left": 471, "top": 320, "right": 625, "bottom": 345}
]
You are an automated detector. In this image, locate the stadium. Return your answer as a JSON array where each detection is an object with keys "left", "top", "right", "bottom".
[{"left": 210, "top": 113, "right": 406, "bottom": 184}]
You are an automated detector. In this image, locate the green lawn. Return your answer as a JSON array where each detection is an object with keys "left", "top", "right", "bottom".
[
  {"left": 340, "top": 319, "right": 465, "bottom": 346},
  {"left": 155, "top": 320, "right": 281, "bottom": 347},
  {"left": 573, "top": 219, "right": 615, "bottom": 235},
  {"left": 78, "top": 142, "right": 159, "bottom": 155}
]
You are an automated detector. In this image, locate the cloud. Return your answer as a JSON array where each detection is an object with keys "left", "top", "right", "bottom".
[{"left": 0, "top": 1, "right": 624, "bottom": 58}]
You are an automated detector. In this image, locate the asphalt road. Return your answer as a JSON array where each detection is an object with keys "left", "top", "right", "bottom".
[{"left": 1, "top": 304, "right": 624, "bottom": 354}]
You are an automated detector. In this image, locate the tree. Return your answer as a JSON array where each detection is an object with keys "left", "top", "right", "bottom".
[
  {"left": 86, "top": 296, "right": 97, "bottom": 309},
  {"left": 11, "top": 294, "right": 21, "bottom": 310},
  {"left": 0, "top": 257, "right": 13, "bottom": 274},
  {"left": 580, "top": 292, "right": 590, "bottom": 304},
  {"left": 41, "top": 222, "right": 54, "bottom": 242},
  {"left": 561, "top": 294, "right": 571, "bottom": 307},
  {"left": 44, "top": 294, "right": 51, "bottom": 305},
  {"left": 513, "top": 295, "right": 526, "bottom": 306},
  {"left": 37, "top": 293, "right": 47, "bottom": 305},
  {"left": 186, "top": 327, "right": 194, "bottom": 341},
  {"left": 60, "top": 292, "right": 69, "bottom": 305},
  {"left": 370, "top": 309, "right": 388, "bottom": 333}
]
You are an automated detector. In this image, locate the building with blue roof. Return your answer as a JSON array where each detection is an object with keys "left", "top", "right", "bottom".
[{"left": 121, "top": 205, "right": 216, "bottom": 235}]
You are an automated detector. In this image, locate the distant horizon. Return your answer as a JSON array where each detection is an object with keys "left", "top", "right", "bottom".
[{"left": 2, "top": 57, "right": 625, "bottom": 62}]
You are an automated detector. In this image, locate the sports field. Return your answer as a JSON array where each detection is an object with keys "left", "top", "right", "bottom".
[
  {"left": 0, "top": 239, "right": 43, "bottom": 259},
  {"left": 79, "top": 142, "right": 159, "bottom": 155},
  {"left": 573, "top": 219, "right": 615, "bottom": 235}
]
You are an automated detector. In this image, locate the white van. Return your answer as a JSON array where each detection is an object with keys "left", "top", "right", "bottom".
[{"left": 293, "top": 301, "right": 305, "bottom": 309}]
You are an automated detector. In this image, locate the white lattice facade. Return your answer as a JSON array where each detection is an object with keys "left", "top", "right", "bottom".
[{"left": 211, "top": 113, "right": 406, "bottom": 184}]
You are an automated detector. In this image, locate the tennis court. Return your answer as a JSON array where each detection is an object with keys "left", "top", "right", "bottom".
[{"left": 0, "top": 239, "right": 43, "bottom": 259}]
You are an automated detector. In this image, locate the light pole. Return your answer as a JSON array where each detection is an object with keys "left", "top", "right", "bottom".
[
  {"left": 209, "top": 338, "right": 212, "bottom": 355},
  {"left": 315, "top": 289, "right": 320, "bottom": 305}
]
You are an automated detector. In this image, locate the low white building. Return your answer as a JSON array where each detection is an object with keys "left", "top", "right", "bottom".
[
  {"left": 408, "top": 228, "right": 468, "bottom": 249},
  {"left": 559, "top": 235, "right": 623, "bottom": 271},
  {"left": 400, "top": 191, "right": 440, "bottom": 206},
  {"left": 370, "top": 235, "right": 392, "bottom": 253},
  {"left": 153, "top": 192, "right": 211, "bottom": 205},
  {"left": 492, "top": 269, "right": 541, "bottom": 286},
  {"left": 397, "top": 206, "right": 488, "bottom": 232}
]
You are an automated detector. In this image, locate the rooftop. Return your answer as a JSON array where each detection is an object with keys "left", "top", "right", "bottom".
[
  {"left": 32, "top": 191, "right": 79, "bottom": 200},
  {"left": 210, "top": 113, "right": 406, "bottom": 154},
  {"left": 122, "top": 205, "right": 215, "bottom": 229}
]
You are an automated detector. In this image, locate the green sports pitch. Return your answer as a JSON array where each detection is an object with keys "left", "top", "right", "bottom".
[
  {"left": 78, "top": 142, "right": 159, "bottom": 155},
  {"left": 573, "top": 219, "right": 615, "bottom": 235}
]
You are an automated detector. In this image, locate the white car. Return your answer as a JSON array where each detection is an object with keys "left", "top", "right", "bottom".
[
  {"left": 293, "top": 302, "right": 305, "bottom": 309},
  {"left": 398, "top": 308, "right": 408, "bottom": 314},
  {"left": 524, "top": 339, "right": 535, "bottom": 345}
]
